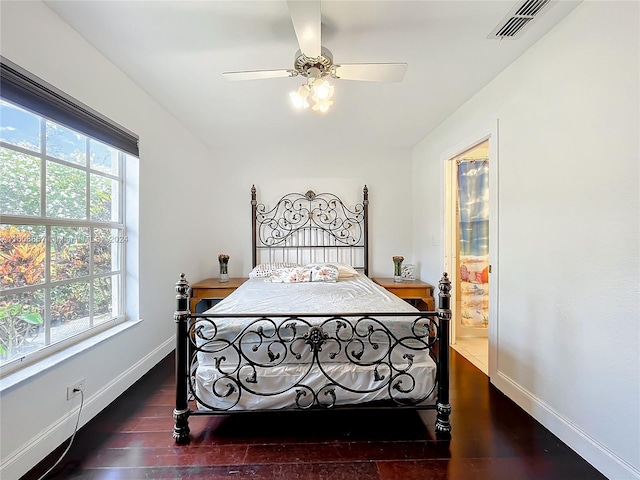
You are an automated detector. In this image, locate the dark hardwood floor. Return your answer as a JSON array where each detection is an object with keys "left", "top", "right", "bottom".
[{"left": 23, "top": 349, "right": 607, "bottom": 480}]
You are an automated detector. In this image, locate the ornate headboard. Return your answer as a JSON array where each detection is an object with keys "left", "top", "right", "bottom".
[{"left": 251, "top": 185, "right": 369, "bottom": 276}]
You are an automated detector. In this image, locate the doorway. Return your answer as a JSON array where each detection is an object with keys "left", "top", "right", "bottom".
[{"left": 445, "top": 140, "right": 490, "bottom": 375}]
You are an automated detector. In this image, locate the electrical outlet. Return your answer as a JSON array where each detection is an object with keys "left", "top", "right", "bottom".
[{"left": 66, "top": 379, "right": 85, "bottom": 401}]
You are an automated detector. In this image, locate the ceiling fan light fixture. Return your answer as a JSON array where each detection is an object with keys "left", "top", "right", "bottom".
[
  {"left": 289, "top": 91, "right": 308, "bottom": 109},
  {"left": 290, "top": 85, "right": 311, "bottom": 109},
  {"left": 298, "top": 84, "right": 311, "bottom": 97},
  {"left": 291, "top": 76, "right": 334, "bottom": 112},
  {"left": 312, "top": 79, "right": 334, "bottom": 100},
  {"left": 311, "top": 97, "right": 333, "bottom": 113}
]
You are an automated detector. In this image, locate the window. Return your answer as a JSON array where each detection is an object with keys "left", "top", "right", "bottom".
[{"left": 0, "top": 59, "right": 138, "bottom": 373}]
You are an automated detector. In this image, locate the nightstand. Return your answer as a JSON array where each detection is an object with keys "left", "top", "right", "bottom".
[
  {"left": 372, "top": 277, "right": 435, "bottom": 311},
  {"left": 189, "top": 277, "right": 248, "bottom": 312}
]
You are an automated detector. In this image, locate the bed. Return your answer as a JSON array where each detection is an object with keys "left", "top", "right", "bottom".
[{"left": 172, "top": 186, "right": 452, "bottom": 443}]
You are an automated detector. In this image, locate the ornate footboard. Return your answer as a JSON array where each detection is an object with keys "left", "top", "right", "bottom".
[{"left": 173, "top": 272, "right": 452, "bottom": 443}]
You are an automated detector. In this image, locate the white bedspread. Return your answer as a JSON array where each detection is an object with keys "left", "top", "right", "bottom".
[
  {"left": 194, "top": 273, "right": 438, "bottom": 410},
  {"left": 202, "top": 272, "right": 419, "bottom": 340}
]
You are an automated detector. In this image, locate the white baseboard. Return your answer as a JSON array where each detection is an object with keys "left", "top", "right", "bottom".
[
  {"left": 1, "top": 337, "right": 175, "bottom": 480},
  {"left": 492, "top": 371, "right": 640, "bottom": 480}
]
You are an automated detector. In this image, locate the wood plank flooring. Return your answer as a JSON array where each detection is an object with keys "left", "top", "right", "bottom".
[{"left": 22, "top": 349, "right": 607, "bottom": 479}]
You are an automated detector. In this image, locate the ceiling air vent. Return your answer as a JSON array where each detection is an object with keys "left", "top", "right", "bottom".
[{"left": 488, "top": 0, "right": 552, "bottom": 40}]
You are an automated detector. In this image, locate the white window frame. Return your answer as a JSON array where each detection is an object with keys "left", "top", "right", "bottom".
[{"left": 0, "top": 58, "right": 138, "bottom": 376}]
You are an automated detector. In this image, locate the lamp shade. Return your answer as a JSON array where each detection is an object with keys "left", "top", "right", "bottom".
[
  {"left": 312, "top": 79, "right": 334, "bottom": 100},
  {"left": 289, "top": 85, "right": 310, "bottom": 109}
]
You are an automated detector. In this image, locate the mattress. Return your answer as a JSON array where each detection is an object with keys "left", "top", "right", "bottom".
[{"left": 193, "top": 273, "right": 438, "bottom": 410}]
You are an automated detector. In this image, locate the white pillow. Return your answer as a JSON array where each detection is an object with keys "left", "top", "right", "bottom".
[
  {"left": 305, "top": 262, "right": 359, "bottom": 278},
  {"left": 248, "top": 262, "right": 301, "bottom": 278}
]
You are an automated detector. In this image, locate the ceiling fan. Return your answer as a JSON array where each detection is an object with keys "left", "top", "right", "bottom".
[{"left": 222, "top": 0, "right": 408, "bottom": 112}]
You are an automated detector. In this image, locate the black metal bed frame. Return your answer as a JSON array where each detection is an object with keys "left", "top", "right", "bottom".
[
  {"left": 173, "top": 186, "right": 452, "bottom": 443},
  {"left": 251, "top": 185, "right": 369, "bottom": 273}
]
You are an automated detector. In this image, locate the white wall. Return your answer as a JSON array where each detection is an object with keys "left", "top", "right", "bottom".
[
  {"left": 412, "top": 2, "right": 639, "bottom": 479},
  {"left": 0, "top": 2, "right": 218, "bottom": 478},
  {"left": 203, "top": 145, "right": 414, "bottom": 280}
]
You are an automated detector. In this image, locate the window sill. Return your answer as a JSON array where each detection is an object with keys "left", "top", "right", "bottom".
[{"left": 0, "top": 317, "right": 143, "bottom": 394}]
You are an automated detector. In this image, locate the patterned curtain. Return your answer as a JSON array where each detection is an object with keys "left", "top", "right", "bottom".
[{"left": 457, "top": 160, "right": 489, "bottom": 256}]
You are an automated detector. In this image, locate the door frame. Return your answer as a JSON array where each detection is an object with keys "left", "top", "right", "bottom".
[{"left": 440, "top": 120, "right": 499, "bottom": 377}]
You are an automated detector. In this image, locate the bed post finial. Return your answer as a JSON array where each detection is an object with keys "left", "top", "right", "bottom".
[
  {"left": 438, "top": 272, "right": 451, "bottom": 310},
  {"left": 175, "top": 273, "right": 189, "bottom": 313},
  {"left": 435, "top": 272, "right": 452, "bottom": 439}
]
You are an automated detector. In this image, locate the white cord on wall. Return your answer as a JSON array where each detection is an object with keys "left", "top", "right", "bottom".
[{"left": 37, "top": 389, "right": 84, "bottom": 480}]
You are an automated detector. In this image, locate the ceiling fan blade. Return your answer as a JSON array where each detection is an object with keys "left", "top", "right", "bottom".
[
  {"left": 333, "top": 63, "right": 408, "bottom": 83},
  {"left": 287, "top": 0, "right": 321, "bottom": 58},
  {"left": 223, "top": 69, "right": 296, "bottom": 81}
]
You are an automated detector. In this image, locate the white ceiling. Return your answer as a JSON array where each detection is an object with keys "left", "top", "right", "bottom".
[{"left": 45, "top": 0, "right": 581, "bottom": 150}]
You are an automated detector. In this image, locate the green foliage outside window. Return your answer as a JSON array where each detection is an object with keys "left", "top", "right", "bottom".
[{"left": 0, "top": 134, "right": 120, "bottom": 362}]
